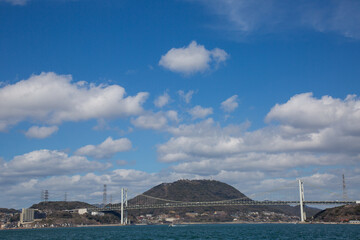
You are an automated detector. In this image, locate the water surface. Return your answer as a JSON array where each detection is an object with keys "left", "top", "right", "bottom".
[{"left": 1, "top": 223, "right": 359, "bottom": 239}]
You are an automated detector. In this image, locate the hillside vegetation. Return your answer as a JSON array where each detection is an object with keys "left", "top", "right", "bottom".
[
  {"left": 313, "top": 204, "right": 360, "bottom": 222},
  {"left": 143, "top": 179, "right": 250, "bottom": 202},
  {"left": 30, "top": 201, "right": 93, "bottom": 211},
  {"left": 0, "top": 208, "right": 20, "bottom": 214}
]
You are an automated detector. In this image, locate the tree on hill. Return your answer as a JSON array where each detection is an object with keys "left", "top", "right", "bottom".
[
  {"left": 141, "top": 179, "right": 250, "bottom": 202},
  {"left": 0, "top": 208, "right": 20, "bottom": 214},
  {"left": 30, "top": 201, "right": 93, "bottom": 211},
  {"left": 313, "top": 204, "right": 360, "bottom": 222}
]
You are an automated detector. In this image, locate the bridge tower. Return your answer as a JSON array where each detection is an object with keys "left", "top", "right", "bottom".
[
  {"left": 121, "top": 188, "right": 128, "bottom": 225},
  {"left": 298, "top": 179, "right": 306, "bottom": 222}
]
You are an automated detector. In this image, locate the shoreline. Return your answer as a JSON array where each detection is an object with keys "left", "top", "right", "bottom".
[{"left": 1, "top": 221, "right": 358, "bottom": 231}]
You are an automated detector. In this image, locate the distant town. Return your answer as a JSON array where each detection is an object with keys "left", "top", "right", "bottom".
[{"left": 1, "top": 203, "right": 360, "bottom": 230}]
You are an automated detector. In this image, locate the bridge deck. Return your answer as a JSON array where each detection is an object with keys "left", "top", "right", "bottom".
[{"left": 87, "top": 200, "right": 357, "bottom": 212}]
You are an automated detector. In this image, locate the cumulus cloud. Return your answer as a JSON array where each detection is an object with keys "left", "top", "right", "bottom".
[
  {"left": 154, "top": 92, "right": 170, "bottom": 108},
  {"left": 188, "top": 105, "right": 213, "bottom": 119},
  {"left": 197, "top": 0, "right": 360, "bottom": 39},
  {"left": 131, "top": 112, "right": 168, "bottom": 130},
  {"left": 159, "top": 41, "right": 228, "bottom": 75},
  {"left": 266, "top": 93, "right": 360, "bottom": 132},
  {"left": 0, "top": 72, "right": 148, "bottom": 131},
  {"left": 0, "top": 150, "right": 108, "bottom": 183},
  {"left": 166, "top": 110, "right": 179, "bottom": 122},
  {"left": 178, "top": 90, "right": 195, "bottom": 104},
  {"left": 131, "top": 110, "right": 179, "bottom": 130},
  {"left": 75, "top": 137, "right": 132, "bottom": 159},
  {"left": 221, "top": 95, "right": 238, "bottom": 112},
  {"left": 158, "top": 93, "right": 360, "bottom": 174},
  {"left": 3, "top": 92, "right": 360, "bottom": 208},
  {"left": 25, "top": 125, "right": 58, "bottom": 139}
]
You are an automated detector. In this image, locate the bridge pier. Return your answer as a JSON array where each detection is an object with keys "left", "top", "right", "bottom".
[
  {"left": 121, "top": 188, "right": 128, "bottom": 225},
  {"left": 298, "top": 179, "right": 306, "bottom": 222}
]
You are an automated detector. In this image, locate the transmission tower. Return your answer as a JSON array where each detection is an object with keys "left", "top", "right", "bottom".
[
  {"left": 103, "top": 184, "right": 107, "bottom": 206},
  {"left": 44, "top": 190, "right": 49, "bottom": 202},
  {"left": 342, "top": 174, "right": 348, "bottom": 200}
]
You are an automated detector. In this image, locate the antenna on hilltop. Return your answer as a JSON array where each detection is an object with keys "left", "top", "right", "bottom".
[{"left": 342, "top": 174, "right": 347, "bottom": 200}]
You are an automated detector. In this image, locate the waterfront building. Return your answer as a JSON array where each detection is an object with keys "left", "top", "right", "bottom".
[
  {"left": 20, "top": 208, "right": 35, "bottom": 224},
  {"left": 349, "top": 220, "right": 360, "bottom": 224},
  {"left": 91, "top": 211, "right": 104, "bottom": 216},
  {"left": 77, "top": 208, "right": 88, "bottom": 215}
]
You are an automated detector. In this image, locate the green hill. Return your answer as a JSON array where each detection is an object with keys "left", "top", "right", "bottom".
[
  {"left": 0, "top": 208, "right": 20, "bottom": 214},
  {"left": 143, "top": 179, "right": 249, "bottom": 202},
  {"left": 30, "top": 201, "right": 93, "bottom": 211},
  {"left": 313, "top": 204, "right": 360, "bottom": 222}
]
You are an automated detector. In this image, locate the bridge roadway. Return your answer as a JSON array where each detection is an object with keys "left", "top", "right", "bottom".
[{"left": 87, "top": 199, "right": 358, "bottom": 212}]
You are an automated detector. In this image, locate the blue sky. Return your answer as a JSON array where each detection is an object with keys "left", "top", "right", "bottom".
[{"left": 1, "top": 0, "right": 360, "bottom": 208}]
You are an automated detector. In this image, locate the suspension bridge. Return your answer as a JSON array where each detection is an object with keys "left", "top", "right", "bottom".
[{"left": 87, "top": 180, "right": 360, "bottom": 224}]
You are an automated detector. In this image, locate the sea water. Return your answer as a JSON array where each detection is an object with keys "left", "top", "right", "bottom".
[{"left": 0, "top": 224, "right": 359, "bottom": 240}]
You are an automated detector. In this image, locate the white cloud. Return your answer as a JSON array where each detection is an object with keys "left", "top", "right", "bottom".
[
  {"left": 3, "top": 92, "right": 360, "bottom": 208},
  {"left": 159, "top": 41, "right": 228, "bottom": 74},
  {"left": 265, "top": 93, "right": 360, "bottom": 137},
  {"left": 1, "top": 0, "right": 28, "bottom": 6},
  {"left": 178, "top": 90, "right": 195, "bottom": 104},
  {"left": 188, "top": 105, "right": 213, "bottom": 119},
  {"left": 25, "top": 125, "right": 58, "bottom": 139},
  {"left": 167, "top": 118, "right": 217, "bottom": 136},
  {"left": 116, "top": 160, "right": 131, "bottom": 166},
  {"left": 300, "top": 0, "right": 360, "bottom": 39},
  {"left": 0, "top": 72, "right": 149, "bottom": 131},
  {"left": 0, "top": 150, "right": 109, "bottom": 183},
  {"left": 154, "top": 92, "right": 170, "bottom": 108},
  {"left": 166, "top": 110, "right": 179, "bottom": 122},
  {"left": 75, "top": 137, "right": 132, "bottom": 159},
  {"left": 131, "top": 110, "right": 179, "bottom": 130},
  {"left": 131, "top": 112, "right": 168, "bottom": 130},
  {"left": 169, "top": 151, "right": 353, "bottom": 173},
  {"left": 198, "top": 0, "right": 360, "bottom": 39},
  {"left": 158, "top": 93, "right": 360, "bottom": 171},
  {"left": 221, "top": 95, "right": 238, "bottom": 112}
]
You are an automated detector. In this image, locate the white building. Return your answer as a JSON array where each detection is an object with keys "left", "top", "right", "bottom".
[
  {"left": 77, "top": 208, "right": 88, "bottom": 215},
  {"left": 349, "top": 220, "right": 360, "bottom": 224},
  {"left": 91, "top": 211, "right": 104, "bottom": 216},
  {"left": 20, "top": 208, "right": 35, "bottom": 224}
]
